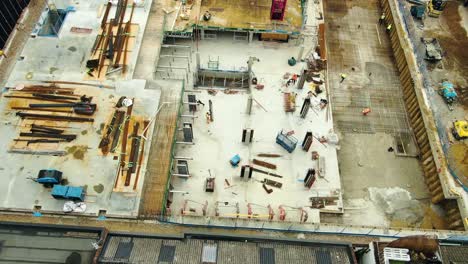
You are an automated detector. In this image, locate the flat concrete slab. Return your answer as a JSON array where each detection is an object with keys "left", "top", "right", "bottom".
[
  {"left": 5, "top": 0, "right": 153, "bottom": 86},
  {"left": 324, "top": 0, "right": 417, "bottom": 156},
  {"left": 0, "top": 80, "right": 160, "bottom": 217},
  {"left": 166, "top": 34, "right": 343, "bottom": 225},
  {"left": 322, "top": 0, "right": 432, "bottom": 228}
]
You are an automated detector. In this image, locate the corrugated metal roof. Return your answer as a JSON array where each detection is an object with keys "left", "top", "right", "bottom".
[
  {"left": 158, "top": 245, "right": 176, "bottom": 263},
  {"left": 260, "top": 248, "right": 275, "bottom": 264},
  {"left": 114, "top": 240, "right": 134, "bottom": 259},
  {"left": 441, "top": 245, "right": 468, "bottom": 263},
  {"left": 316, "top": 250, "right": 332, "bottom": 264},
  {"left": 99, "top": 235, "right": 355, "bottom": 264}
]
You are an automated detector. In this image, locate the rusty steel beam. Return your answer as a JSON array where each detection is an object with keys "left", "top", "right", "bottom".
[
  {"left": 101, "top": 2, "right": 112, "bottom": 29},
  {"left": 115, "top": 2, "right": 135, "bottom": 70},
  {"left": 133, "top": 120, "right": 149, "bottom": 190},
  {"left": 16, "top": 112, "right": 94, "bottom": 122},
  {"left": 119, "top": 99, "right": 134, "bottom": 179},
  {"left": 98, "top": 19, "right": 115, "bottom": 78},
  {"left": 125, "top": 122, "right": 140, "bottom": 186},
  {"left": 252, "top": 159, "right": 277, "bottom": 170}
]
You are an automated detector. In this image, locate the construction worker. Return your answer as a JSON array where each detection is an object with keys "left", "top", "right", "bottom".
[
  {"left": 291, "top": 73, "right": 299, "bottom": 85},
  {"left": 340, "top": 73, "right": 347, "bottom": 83},
  {"left": 0, "top": 50, "right": 6, "bottom": 59},
  {"left": 379, "top": 13, "right": 385, "bottom": 25},
  {"left": 362, "top": 107, "right": 371, "bottom": 115},
  {"left": 205, "top": 112, "right": 211, "bottom": 124},
  {"left": 203, "top": 11, "right": 211, "bottom": 21},
  {"left": 386, "top": 24, "right": 392, "bottom": 33}
]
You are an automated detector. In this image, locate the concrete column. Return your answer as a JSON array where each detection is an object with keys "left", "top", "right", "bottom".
[
  {"left": 248, "top": 31, "right": 253, "bottom": 43},
  {"left": 196, "top": 52, "right": 200, "bottom": 71},
  {"left": 246, "top": 95, "right": 253, "bottom": 114},
  {"left": 297, "top": 45, "right": 304, "bottom": 61}
]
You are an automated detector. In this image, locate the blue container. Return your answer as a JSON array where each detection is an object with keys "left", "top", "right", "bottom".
[
  {"left": 51, "top": 185, "right": 85, "bottom": 202},
  {"left": 66, "top": 186, "right": 85, "bottom": 202},
  {"left": 51, "top": 185, "right": 68, "bottom": 199},
  {"left": 230, "top": 154, "right": 241, "bottom": 166}
]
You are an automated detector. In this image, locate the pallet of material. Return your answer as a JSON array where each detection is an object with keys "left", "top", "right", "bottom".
[
  {"left": 283, "top": 92, "right": 295, "bottom": 112},
  {"left": 85, "top": 23, "right": 139, "bottom": 81}
]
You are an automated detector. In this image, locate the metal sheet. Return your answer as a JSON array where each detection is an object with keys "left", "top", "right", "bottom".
[
  {"left": 158, "top": 245, "right": 176, "bottom": 262},
  {"left": 201, "top": 243, "right": 217, "bottom": 263},
  {"left": 114, "top": 240, "right": 134, "bottom": 259},
  {"left": 316, "top": 250, "right": 332, "bottom": 264},
  {"left": 259, "top": 248, "right": 275, "bottom": 264}
]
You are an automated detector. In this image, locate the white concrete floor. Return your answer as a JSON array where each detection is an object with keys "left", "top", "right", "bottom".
[
  {"left": 168, "top": 34, "right": 343, "bottom": 224},
  {"left": 0, "top": 81, "right": 160, "bottom": 217},
  {"left": 5, "top": 0, "right": 153, "bottom": 87},
  {"left": 0, "top": 0, "right": 160, "bottom": 217}
]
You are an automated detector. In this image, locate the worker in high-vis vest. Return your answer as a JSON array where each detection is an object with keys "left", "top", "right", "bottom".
[
  {"left": 340, "top": 73, "right": 347, "bottom": 83},
  {"left": 386, "top": 24, "right": 392, "bottom": 32},
  {"left": 379, "top": 13, "right": 385, "bottom": 25}
]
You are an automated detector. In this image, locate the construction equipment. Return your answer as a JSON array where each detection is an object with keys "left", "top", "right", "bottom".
[
  {"left": 51, "top": 185, "right": 85, "bottom": 202},
  {"left": 276, "top": 130, "right": 298, "bottom": 153},
  {"left": 428, "top": 0, "right": 447, "bottom": 17},
  {"left": 29, "top": 169, "right": 63, "bottom": 188},
  {"left": 438, "top": 81, "right": 457, "bottom": 110},
  {"left": 452, "top": 120, "right": 468, "bottom": 140},
  {"left": 411, "top": 4, "right": 426, "bottom": 19}
]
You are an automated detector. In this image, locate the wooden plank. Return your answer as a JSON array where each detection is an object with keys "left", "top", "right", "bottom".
[{"left": 252, "top": 159, "right": 277, "bottom": 170}]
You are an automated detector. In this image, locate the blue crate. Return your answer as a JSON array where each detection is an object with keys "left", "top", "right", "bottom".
[
  {"left": 51, "top": 185, "right": 85, "bottom": 202},
  {"left": 66, "top": 186, "right": 85, "bottom": 202},
  {"left": 230, "top": 154, "right": 241, "bottom": 166},
  {"left": 51, "top": 185, "right": 68, "bottom": 199}
]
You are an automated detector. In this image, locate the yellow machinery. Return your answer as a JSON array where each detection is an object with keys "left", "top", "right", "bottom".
[
  {"left": 452, "top": 120, "right": 468, "bottom": 140},
  {"left": 428, "top": 0, "right": 447, "bottom": 17}
]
